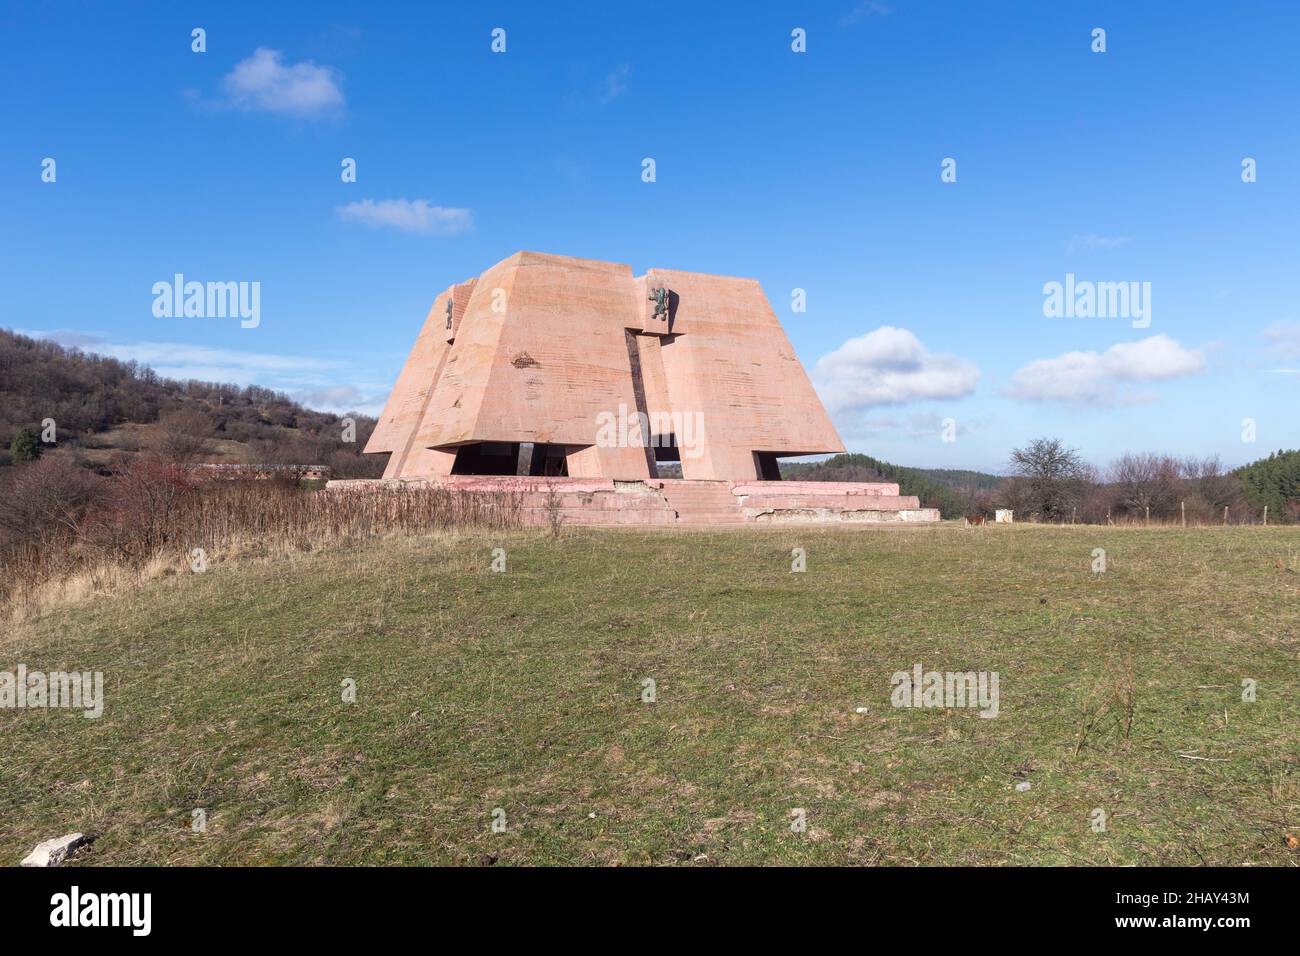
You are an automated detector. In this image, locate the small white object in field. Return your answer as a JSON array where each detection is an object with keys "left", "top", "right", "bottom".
[
  {"left": 854, "top": 707, "right": 869, "bottom": 714},
  {"left": 21, "top": 832, "right": 88, "bottom": 867},
  {"left": 996, "top": 509, "right": 1014, "bottom": 523},
  {"left": 1015, "top": 781, "right": 1031, "bottom": 792}
]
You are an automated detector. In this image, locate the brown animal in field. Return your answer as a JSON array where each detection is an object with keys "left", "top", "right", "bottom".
[{"left": 964, "top": 514, "right": 986, "bottom": 527}]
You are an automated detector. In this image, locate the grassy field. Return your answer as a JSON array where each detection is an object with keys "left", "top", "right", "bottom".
[{"left": 2, "top": 524, "right": 1297, "bottom": 866}]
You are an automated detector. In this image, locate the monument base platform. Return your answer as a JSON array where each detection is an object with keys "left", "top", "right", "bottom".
[{"left": 326, "top": 476, "right": 941, "bottom": 528}]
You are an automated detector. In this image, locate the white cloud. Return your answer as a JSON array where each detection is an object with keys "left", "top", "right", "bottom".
[
  {"left": 336, "top": 198, "right": 473, "bottom": 236},
  {"left": 1262, "top": 319, "right": 1300, "bottom": 358},
  {"left": 813, "top": 326, "right": 980, "bottom": 412},
  {"left": 221, "top": 48, "right": 344, "bottom": 117},
  {"left": 1004, "top": 334, "right": 1205, "bottom": 405},
  {"left": 601, "top": 64, "right": 630, "bottom": 104},
  {"left": 836, "top": 411, "right": 979, "bottom": 444},
  {"left": 22, "top": 330, "right": 336, "bottom": 383},
  {"left": 298, "top": 385, "right": 363, "bottom": 408},
  {"left": 20, "top": 329, "right": 336, "bottom": 377},
  {"left": 1066, "top": 233, "right": 1134, "bottom": 254},
  {"left": 839, "top": 1, "right": 892, "bottom": 26}
]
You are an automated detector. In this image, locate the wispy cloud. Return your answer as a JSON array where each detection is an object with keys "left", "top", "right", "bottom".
[
  {"left": 838, "top": 411, "right": 978, "bottom": 443},
  {"left": 297, "top": 384, "right": 366, "bottom": 409},
  {"left": 20, "top": 329, "right": 338, "bottom": 378},
  {"left": 600, "top": 64, "right": 631, "bottom": 104},
  {"left": 17, "top": 329, "right": 383, "bottom": 414},
  {"left": 1262, "top": 319, "right": 1300, "bottom": 358},
  {"left": 839, "top": 1, "right": 892, "bottom": 26},
  {"left": 1066, "top": 233, "right": 1134, "bottom": 254},
  {"left": 220, "top": 48, "right": 344, "bottom": 117},
  {"left": 335, "top": 199, "right": 473, "bottom": 236},
  {"left": 813, "top": 326, "right": 979, "bottom": 413},
  {"left": 1004, "top": 334, "right": 1205, "bottom": 405},
  {"left": 564, "top": 64, "right": 633, "bottom": 110}
]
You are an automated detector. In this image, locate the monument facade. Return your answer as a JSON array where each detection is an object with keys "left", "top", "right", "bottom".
[
  {"left": 348, "top": 252, "right": 939, "bottom": 526},
  {"left": 365, "top": 251, "right": 844, "bottom": 481}
]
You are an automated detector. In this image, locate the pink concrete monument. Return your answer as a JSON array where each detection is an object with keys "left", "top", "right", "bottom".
[{"left": 341, "top": 252, "right": 939, "bottom": 526}]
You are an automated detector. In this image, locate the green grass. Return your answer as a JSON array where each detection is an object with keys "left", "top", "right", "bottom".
[{"left": 2, "top": 524, "right": 1298, "bottom": 866}]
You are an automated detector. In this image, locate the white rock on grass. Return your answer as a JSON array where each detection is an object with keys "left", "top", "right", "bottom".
[{"left": 21, "top": 833, "right": 88, "bottom": 867}]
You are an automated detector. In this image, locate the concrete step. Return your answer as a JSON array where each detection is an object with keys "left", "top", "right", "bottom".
[{"left": 659, "top": 481, "right": 745, "bottom": 525}]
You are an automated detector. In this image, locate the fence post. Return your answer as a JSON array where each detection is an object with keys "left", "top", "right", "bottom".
[
  {"left": 1263, "top": 505, "right": 1268, "bottom": 526},
  {"left": 1223, "top": 506, "right": 1229, "bottom": 526},
  {"left": 1145, "top": 505, "right": 1150, "bottom": 525},
  {"left": 1180, "top": 500, "right": 1186, "bottom": 528}
]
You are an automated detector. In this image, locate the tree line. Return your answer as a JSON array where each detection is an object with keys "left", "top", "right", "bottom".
[{"left": 784, "top": 441, "right": 1299, "bottom": 524}]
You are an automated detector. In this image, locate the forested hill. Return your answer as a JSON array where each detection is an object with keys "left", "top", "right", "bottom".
[
  {"left": 0, "top": 328, "right": 382, "bottom": 476},
  {"left": 1235, "top": 449, "right": 1300, "bottom": 519}
]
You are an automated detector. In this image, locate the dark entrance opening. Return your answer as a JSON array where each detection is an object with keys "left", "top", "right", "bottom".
[
  {"left": 754, "top": 452, "right": 783, "bottom": 481},
  {"left": 650, "top": 434, "right": 681, "bottom": 476},
  {"left": 652, "top": 434, "right": 680, "bottom": 463},
  {"left": 527, "top": 443, "right": 569, "bottom": 477},
  {"left": 451, "top": 442, "right": 520, "bottom": 475}
]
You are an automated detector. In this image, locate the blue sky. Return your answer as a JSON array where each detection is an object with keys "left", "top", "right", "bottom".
[{"left": 3, "top": 0, "right": 1297, "bottom": 473}]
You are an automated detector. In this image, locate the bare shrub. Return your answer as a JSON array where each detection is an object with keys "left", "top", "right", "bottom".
[
  {"left": 151, "top": 408, "right": 216, "bottom": 464},
  {"left": 0, "top": 456, "right": 104, "bottom": 593},
  {"left": 1076, "top": 479, "right": 1116, "bottom": 525},
  {"left": 0, "top": 463, "right": 521, "bottom": 619},
  {"left": 1182, "top": 455, "right": 1251, "bottom": 520},
  {"left": 1075, "top": 652, "right": 1137, "bottom": 754},
  {"left": 1180, "top": 492, "right": 1217, "bottom": 526},
  {"left": 0, "top": 455, "right": 101, "bottom": 548},
  {"left": 544, "top": 484, "right": 565, "bottom": 538},
  {"left": 1108, "top": 452, "right": 1181, "bottom": 521},
  {"left": 80, "top": 459, "right": 200, "bottom": 560}
]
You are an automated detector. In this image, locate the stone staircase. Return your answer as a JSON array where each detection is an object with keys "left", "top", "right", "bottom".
[
  {"left": 731, "top": 480, "right": 936, "bottom": 523},
  {"left": 654, "top": 479, "right": 747, "bottom": 526}
]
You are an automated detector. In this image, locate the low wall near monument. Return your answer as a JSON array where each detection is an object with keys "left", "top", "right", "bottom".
[{"left": 327, "top": 476, "right": 941, "bottom": 527}]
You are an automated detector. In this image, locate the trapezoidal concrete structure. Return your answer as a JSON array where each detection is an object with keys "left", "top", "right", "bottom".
[{"left": 347, "top": 252, "right": 940, "bottom": 526}]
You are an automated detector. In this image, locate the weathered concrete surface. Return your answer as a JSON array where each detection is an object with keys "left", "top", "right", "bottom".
[
  {"left": 730, "top": 481, "right": 901, "bottom": 497},
  {"left": 328, "top": 477, "right": 939, "bottom": 527},
  {"left": 365, "top": 252, "right": 846, "bottom": 482}
]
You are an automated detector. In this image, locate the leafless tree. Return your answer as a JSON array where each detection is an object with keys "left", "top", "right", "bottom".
[
  {"left": 1008, "top": 437, "right": 1090, "bottom": 521},
  {"left": 1108, "top": 452, "right": 1181, "bottom": 519},
  {"left": 1181, "top": 455, "right": 1243, "bottom": 513},
  {"left": 0, "top": 454, "right": 101, "bottom": 549},
  {"left": 150, "top": 408, "right": 215, "bottom": 464}
]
